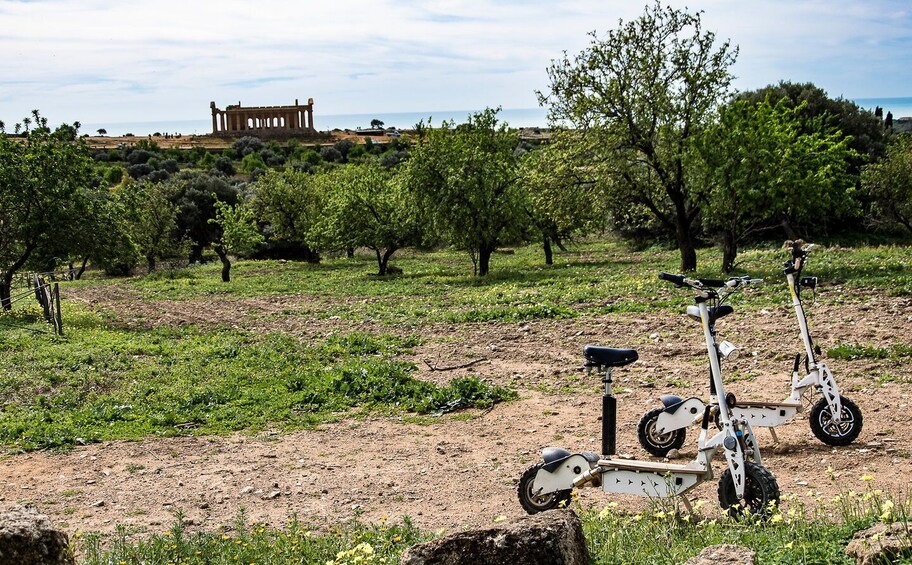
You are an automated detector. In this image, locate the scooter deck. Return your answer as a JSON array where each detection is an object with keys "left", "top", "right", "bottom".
[
  {"left": 597, "top": 458, "right": 706, "bottom": 474},
  {"left": 735, "top": 400, "right": 801, "bottom": 408}
]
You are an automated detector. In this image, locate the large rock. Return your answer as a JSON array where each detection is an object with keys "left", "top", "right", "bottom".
[
  {"left": 0, "top": 505, "right": 74, "bottom": 565},
  {"left": 684, "top": 544, "right": 756, "bottom": 565},
  {"left": 845, "top": 522, "right": 912, "bottom": 565},
  {"left": 400, "top": 509, "right": 589, "bottom": 565}
]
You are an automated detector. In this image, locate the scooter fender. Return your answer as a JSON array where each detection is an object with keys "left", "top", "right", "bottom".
[
  {"left": 656, "top": 397, "right": 706, "bottom": 434},
  {"left": 533, "top": 454, "right": 597, "bottom": 495}
]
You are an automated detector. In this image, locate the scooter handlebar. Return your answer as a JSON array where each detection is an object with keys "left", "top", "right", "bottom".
[
  {"left": 659, "top": 272, "right": 728, "bottom": 289},
  {"left": 658, "top": 272, "right": 686, "bottom": 286}
]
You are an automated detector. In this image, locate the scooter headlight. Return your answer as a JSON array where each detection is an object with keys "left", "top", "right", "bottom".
[{"left": 718, "top": 341, "right": 739, "bottom": 360}]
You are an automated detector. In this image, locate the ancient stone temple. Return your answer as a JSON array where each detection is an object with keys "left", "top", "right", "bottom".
[{"left": 210, "top": 99, "right": 315, "bottom": 136}]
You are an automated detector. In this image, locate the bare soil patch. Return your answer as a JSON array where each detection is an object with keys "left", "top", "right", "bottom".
[{"left": 3, "top": 289, "right": 910, "bottom": 537}]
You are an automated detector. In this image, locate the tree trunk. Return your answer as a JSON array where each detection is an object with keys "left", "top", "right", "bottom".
[
  {"left": 671, "top": 194, "right": 697, "bottom": 272},
  {"left": 346, "top": 247, "right": 355, "bottom": 258},
  {"left": 147, "top": 254, "right": 156, "bottom": 273},
  {"left": 554, "top": 237, "right": 568, "bottom": 252},
  {"left": 721, "top": 231, "right": 737, "bottom": 274},
  {"left": 303, "top": 246, "right": 321, "bottom": 264},
  {"left": 477, "top": 243, "right": 496, "bottom": 277},
  {"left": 75, "top": 256, "right": 89, "bottom": 280},
  {"left": 214, "top": 245, "right": 231, "bottom": 282},
  {"left": 0, "top": 276, "right": 12, "bottom": 311},
  {"left": 376, "top": 247, "right": 397, "bottom": 275},
  {"left": 0, "top": 243, "right": 37, "bottom": 310},
  {"left": 780, "top": 219, "right": 799, "bottom": 241},
  {"left": 189, "top": 244, "right": 204, "bottom": 264},
  {"left": 543, "top": 236, "right": 553, "bottom": 265}
]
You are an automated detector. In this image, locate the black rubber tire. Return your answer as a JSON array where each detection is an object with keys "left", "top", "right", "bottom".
[
  {"left": 809, "top": 395, "right": 862, "bottom": 446},
  {"left": 717, "top": 460, "right": 780, "bottom": 518},
  {"left": 517, "top": 463, "right": 572, "bottom": 514},
  {"left": 637, "top": 407, "right": 686, "bottom": 457}
]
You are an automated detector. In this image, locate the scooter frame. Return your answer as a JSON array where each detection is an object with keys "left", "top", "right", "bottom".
[
  {"left": 641, "top": 243, "right": 862, "bottom": 457},
  {"left": 518, "top": 275, "right": 779, "bottom": 516}
]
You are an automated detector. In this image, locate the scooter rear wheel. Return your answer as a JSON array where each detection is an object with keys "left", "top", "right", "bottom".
[
  {"left": 637, "top": 407, "right": 686, "bottom": 457},
  {"left": 517, "top": 463, "right": 572, "bottom": 514},
  {"left": 809, "top": 395, "right": 862, "bottom": 446},
  {"left": 717, "top": 461, "right": 780, "bottom": 518}
]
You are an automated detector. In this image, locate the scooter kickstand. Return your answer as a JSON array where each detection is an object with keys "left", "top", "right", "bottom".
[{"left": 769, "top": 427, "right": 779, "bottom": 444}]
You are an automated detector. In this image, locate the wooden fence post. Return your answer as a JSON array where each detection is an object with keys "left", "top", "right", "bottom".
[{"left": 53, "top": 283, "right": 63, "bottom": 336}]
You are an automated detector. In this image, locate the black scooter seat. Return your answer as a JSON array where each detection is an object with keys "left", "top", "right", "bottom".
[{"left": 583, "top": 345, "right": 638, "bottom": 368}]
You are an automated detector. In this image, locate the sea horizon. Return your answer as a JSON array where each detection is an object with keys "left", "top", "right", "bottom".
[{"left": 79, "top": 97, "right": 912, "bottom": 137}]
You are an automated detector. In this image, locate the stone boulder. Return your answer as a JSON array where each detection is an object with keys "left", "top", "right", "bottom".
[
  {"left": 400, "top": 509, "right": 588, "bottom": 565},
  {"left": 0, "top": 505, "right": 74, "bottom": 565},
  {"left": 845, "top": 522, "right": 912, "bottom": 565},
  {"left": 684, "top": 544, "right": 756, "bottom": 565}
]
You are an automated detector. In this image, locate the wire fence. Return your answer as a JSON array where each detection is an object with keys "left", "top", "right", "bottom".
[{"left": 0, "top": 270, "right": 66, "bottom": 335}]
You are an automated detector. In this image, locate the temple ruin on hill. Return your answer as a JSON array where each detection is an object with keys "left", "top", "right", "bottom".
[{"left": 210, "top": 99, "right": 315, "bottom": 136}]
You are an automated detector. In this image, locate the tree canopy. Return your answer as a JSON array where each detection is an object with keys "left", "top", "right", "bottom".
[
  {"left": 404, "top": 108, "right": 527, "bottom": 276},
  {"left": 540, "top": 1, "right": 737, "bottom": 271}
]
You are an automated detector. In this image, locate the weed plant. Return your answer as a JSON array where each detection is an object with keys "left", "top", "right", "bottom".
[
  {"left": 0, "top": 320, "right": 515, "bottom": 451},
  {"left": 78, "top": 480, "right": 912, "bottom": 564}
]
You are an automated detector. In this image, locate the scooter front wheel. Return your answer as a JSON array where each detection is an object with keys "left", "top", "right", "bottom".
[
  {"left": 809, "top": 395, "right": 862, "bottom": 446},
  {"left": 637, "top": 407, "right": 686, "bottom": 457},
  {"left": 517, "top": 463, "right": 572, "bottom": 514},
  {"left": 717, "top": 461, "right": 780, "bottom": 518}
]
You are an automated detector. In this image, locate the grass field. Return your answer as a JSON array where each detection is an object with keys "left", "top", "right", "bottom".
[{"left": 2, "top": 237, "right": 911, "bottom": 563}]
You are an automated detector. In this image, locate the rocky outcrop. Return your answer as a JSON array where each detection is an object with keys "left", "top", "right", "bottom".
[
  {"left": 400, "top": 509, "right": 588, "bottom": 565},
  {"left": 684, "top": 544, "right": 756, "bottom": 565},
  {"left": 845, "top": 522, "right": 912, "bottom": 565},
  {"left": 0, "top": 505, "right": 74, "bottom": 565}
]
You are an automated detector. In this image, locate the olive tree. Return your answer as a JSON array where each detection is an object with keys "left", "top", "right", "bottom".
[
  {"left": 696, "top": 98, "right": 856, "bottom": 272},
  {"left": 863, "top": 134, "right": 912, "bottom": 234},
  {"left": 209, "top": 200, "right": 264, "bottom": 282},
  {"left": 0, "top": 114, "right": 94, "bottom": 309},
  {"left": 249, "top": 169, "right": 325, "bottom": 263},
  {"left": 520, "top": 130, "right": 604, "bottom": 264},
  {"left": 540, "top": 2, "right": 737, "bottom": 271},
  {"left": 404, "top": 108, "right": 527, "bottom": 276}
]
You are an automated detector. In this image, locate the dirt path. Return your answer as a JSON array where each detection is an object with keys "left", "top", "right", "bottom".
[{"left": 2, "top": 289, "right": 911, "bottom": 536}]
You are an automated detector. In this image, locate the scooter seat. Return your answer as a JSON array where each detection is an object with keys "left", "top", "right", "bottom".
[
  {"left": 583, "top": 346, "right": 638, "bottom": 367},
  {"left": 685, "top": 304, "right": 733, "bottom": 323}
]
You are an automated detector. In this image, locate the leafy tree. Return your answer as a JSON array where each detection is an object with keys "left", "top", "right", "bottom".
[
  {"left": 862, "top": 133, "right": 912, "bottom": 234},
  {"left": 118, "top": 180, "right": 181, "bottom": 273},
  {"left": 0, "top": 113, "right": 94, "bottom": 309},
  {"left": 540, "top": 2, "right": 737, "bottom": 271},
  {"left": 371, "top": 119, "right": 385, "bottom": 129},
  {"left": 97, "top": 128, "right": 107, "bottom": 136},
  {"left": 209, "top": 201, "right": 264, "bottom": 282},
  {"left": 404, "top": 108, "right": 527, "bottom": 276},
  {"left": 317, "top": 164, "right": 423, "bottom": 275},
  {"left": 696, "top": 98, "right": 856, "bottom": 272},
  {"left": 249, "top": 169, "right": 325, "bottom": 263},
  {"left": 167, "top": 171, "right": 239, "bottom": 262},
  {"left": 520, "top": 130, "right": 604, "bottom": 264}
]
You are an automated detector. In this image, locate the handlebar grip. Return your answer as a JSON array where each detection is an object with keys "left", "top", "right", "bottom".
[{"left": 658, "top": 272, "right": 686, "bottom": 286}]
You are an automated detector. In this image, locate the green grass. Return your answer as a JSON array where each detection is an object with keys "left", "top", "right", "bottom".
[
  {"left": 78, "top": 485, "right": 912, "bottom": 565},
  {"left": 828, "top": 343, "right": 912, "bottom": 361},
  {"left": 0, "top": 315, "right": 515, "bottom": 451},
  {"left": 68, "top": 239, "right": 912, "bottom": 326}
]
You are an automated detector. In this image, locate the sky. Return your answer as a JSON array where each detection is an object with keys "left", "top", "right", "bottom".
[{"left": 1, "top": 0, "right": 911, "bottom": 126}]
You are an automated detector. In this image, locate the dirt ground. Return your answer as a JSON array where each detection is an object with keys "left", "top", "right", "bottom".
[{"left": 2, "top": 286, "right": 911, "bottom": 538}]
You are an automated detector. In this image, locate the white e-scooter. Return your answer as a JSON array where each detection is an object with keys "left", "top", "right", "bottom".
[
  {"left": 518, "top": 273, "right": 779, "bottom": 517},
  {"left": 638, "top": 243, "right": 862, "bottom": 457}
]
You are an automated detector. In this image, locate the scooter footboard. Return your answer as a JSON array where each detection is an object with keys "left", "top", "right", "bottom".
[
  {"left": 533, "top": 455, "right": 596, "bottom": 495},
  {"left": 599, "top": 468, "right": 701, "bottom": 497},
  {"left": 732, "top": 404, "right": 799, "bottom": 428}
]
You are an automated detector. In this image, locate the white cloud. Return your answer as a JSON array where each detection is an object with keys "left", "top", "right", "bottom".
[{"left": 0, "top": 0, "right": 910, "bottom": 125}]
